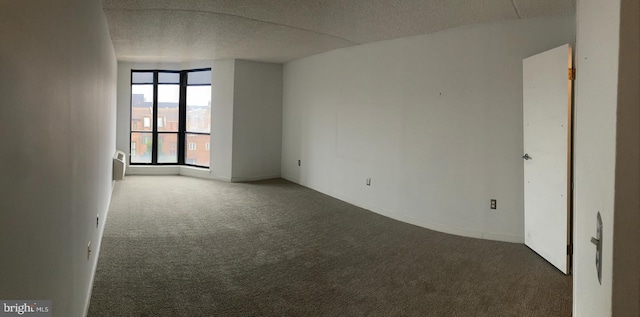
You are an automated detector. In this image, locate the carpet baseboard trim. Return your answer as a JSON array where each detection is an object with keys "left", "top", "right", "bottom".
[
  {"left": 282, "top": 175, "right": 524, "bottom": 244},
  {"left": 178, "top": 167, "right": 232, "bottom": 182},
  {"left": 231, "top": 174, "right": 282, "bottom": 182}
]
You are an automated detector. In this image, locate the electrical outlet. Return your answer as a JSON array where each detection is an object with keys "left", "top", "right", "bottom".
[
  {"left": 87, "top": 242, "right": 92, "bottom": 261},
  {"left": 490, "top": 199, "right": 497, "bottom": 209},
  {"left": 366, "top": 178, "right": 371, "bottom": 186},
  {"left": 297, "top": 160, "right": 301, "bottom": 166}
]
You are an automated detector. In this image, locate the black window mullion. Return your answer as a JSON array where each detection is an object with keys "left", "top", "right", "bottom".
[
  {"left": 178, "top": 71, "right": 187, "bottom": 165},
  {"left": 152, "top": 71, "right": 159, "bottom": 164},
  {"left": 129, "top": 71, "right": 134, "bottom": 163},
  {"left": 130, "top": 68, "right": 209, "bottom": 167}
]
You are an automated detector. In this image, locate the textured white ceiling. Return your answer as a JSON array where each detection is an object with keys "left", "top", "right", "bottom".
[{"left": 103, "top": 0, "right": 575, "bottom": 63}]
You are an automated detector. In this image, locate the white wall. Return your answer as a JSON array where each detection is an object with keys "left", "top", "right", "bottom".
[
  {"left": 282, "top": 16, "right": 575, "bottom": 243},
  {"left": 0, "top": 1, "right": 117, "bottom": 316},
  {"left": 210, "top": 60, "right": 236, "bottom": 181},
  {"left": 611, "top": 1, "right": 640, "bottom": 315},
  {"left": 117, "top": 60, "right": 282, "bottom": 182},
  {"left": 573, "top": 1, "right": 620, "bottom": 315},
  {"left": 232, "top": 60, "right": 283, "bottom": 181},
  {"left": 573, "top": 0, "right": 640, "bottom": 316},
  {"left": 573, "top": 0, "right": 620, "bottom": 316}
]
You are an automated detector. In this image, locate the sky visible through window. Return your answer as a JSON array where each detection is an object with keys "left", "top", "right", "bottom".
[{"left": 132, "top": 85, "right": 210, "bottom": 106}]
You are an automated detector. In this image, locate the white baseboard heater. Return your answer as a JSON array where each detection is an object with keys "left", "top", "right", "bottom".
[{"left": 113, "top": 150, "right": 126, "bottom": 181}]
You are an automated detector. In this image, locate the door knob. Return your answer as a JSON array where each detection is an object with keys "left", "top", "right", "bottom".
[{"left": 523, "top": 153, "right": 532, "bottom": 160}]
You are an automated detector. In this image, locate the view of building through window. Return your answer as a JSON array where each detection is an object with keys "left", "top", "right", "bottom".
[{"left": 130, "top": 69, "right": 211, "bottom": 167}]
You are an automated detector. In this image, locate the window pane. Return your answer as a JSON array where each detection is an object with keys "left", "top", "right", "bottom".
[
  {"left": 158, "top": 72, "right": 180, "bottom": 84},
  {"left": 187, "top": 70, "right": 211, "bottom": 85},
  {"left": 132, "top": 72, "right": 153, "bottom": 84},
  {"left": 186, "top": 86, "right": 211, "bottom": 133},
  {"left": 131, "top": 85, "right": 153, "bottom": 131},
  {"left": 158, "top": 84, "right": 179, "bottom": 132},
  {"left": 131, "top": 132, "right": 152, "bottom": 163},
  {"left": 157, "top": 133, "right": 178, "bottom": 163},
  {"left": 185, "top": 134, "right": 210, "bottom": 167}
]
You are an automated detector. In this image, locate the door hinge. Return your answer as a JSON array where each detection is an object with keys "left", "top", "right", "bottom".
[
  {"left": 567, "top": 244, "right": 573, "bottom": 256},
  {"left": 569, "top": 68, "right": 576, "bottom": 80}
]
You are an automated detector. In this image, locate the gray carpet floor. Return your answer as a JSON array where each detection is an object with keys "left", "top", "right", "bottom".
[{"left": 88, "top": 176, "right": 571, "bottom": 317}]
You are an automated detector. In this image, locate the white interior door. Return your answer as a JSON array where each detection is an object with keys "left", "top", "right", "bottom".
[{"left": 523, "top": 44, "right": 572, "bottom": 274}]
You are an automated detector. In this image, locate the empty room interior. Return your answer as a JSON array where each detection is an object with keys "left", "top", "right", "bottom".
[{"left": 0, "top": 0, "right": 638, "bottom": 316}]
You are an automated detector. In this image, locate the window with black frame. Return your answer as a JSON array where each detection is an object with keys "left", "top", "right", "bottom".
[{"left": 130, "top": 69, "right": 211, "bottom": 168}]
